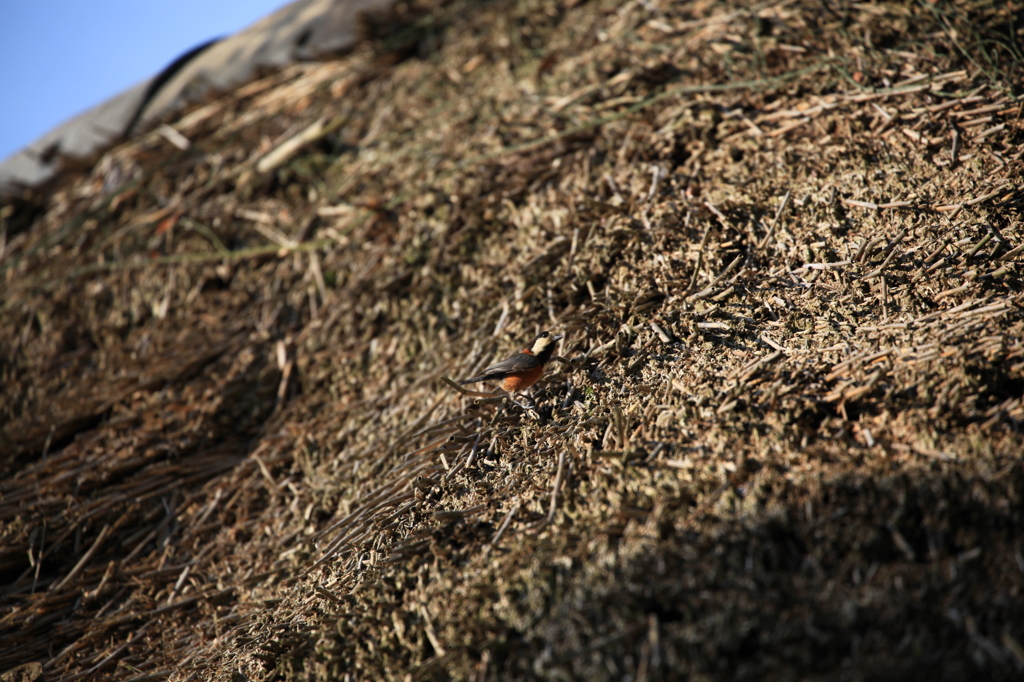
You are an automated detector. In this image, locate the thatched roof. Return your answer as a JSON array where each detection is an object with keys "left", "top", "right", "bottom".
[{"left": 2, "top": 0, "right": 1023, "bottom": 680}]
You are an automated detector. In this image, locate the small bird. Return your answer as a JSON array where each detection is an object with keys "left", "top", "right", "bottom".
[{"left": 460, "top": 331, "right": 563, "bottom": 406}]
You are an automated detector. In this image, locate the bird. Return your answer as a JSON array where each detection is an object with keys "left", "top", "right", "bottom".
[{"left": 460, "top": 331, "right": 563, "bottom": 407}]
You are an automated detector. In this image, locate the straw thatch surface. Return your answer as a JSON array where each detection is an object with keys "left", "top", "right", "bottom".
[{"left": 2, "top": 1, "right": 1023, "bottom": 680}]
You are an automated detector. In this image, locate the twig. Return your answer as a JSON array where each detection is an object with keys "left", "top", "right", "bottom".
[
  {"left": 255, "top": 116, "right": 347, "bottom": 174},
  {"left": 52, "top": 523, "right": 111, "bottom": 592},
  {"left": 686, "top": 229, "right": 713, "bottom": 294},
  {"left": 183, "top": 219, "right": 231, "bottom": 256},
  {"left": 419, "top": 605, "right": 447, "bottom": 657},
  {"left": 546, "top": 451, "right": 567, "bottom": 524},
  {"left": 488, "top": 503, "right": 520, "bottom": 549},
  {"left": 757, "top": 190, "right": 791, "bottom": 250}
]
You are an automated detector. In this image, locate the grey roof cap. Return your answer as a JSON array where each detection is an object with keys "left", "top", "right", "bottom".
[{"left": 0, "top": 0, "right": 395, "bottom": 196}]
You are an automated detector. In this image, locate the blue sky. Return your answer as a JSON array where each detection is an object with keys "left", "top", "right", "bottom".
[{"left": 0, "top": 0, "right": 287, "bottom": 162}]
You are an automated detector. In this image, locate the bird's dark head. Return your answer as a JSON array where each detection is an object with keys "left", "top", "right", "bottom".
[{"left": 530, "top": 331, "right": 563, "bottom": 357}]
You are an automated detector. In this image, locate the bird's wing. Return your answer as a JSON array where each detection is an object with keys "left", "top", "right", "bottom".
[{"left": 480, "top": 352, "right": 542, "bottom": 376}]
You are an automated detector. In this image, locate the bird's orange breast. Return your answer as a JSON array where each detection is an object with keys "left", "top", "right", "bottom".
[{"left": 500, "top": 364, "right": 545, "bottom": 392}]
